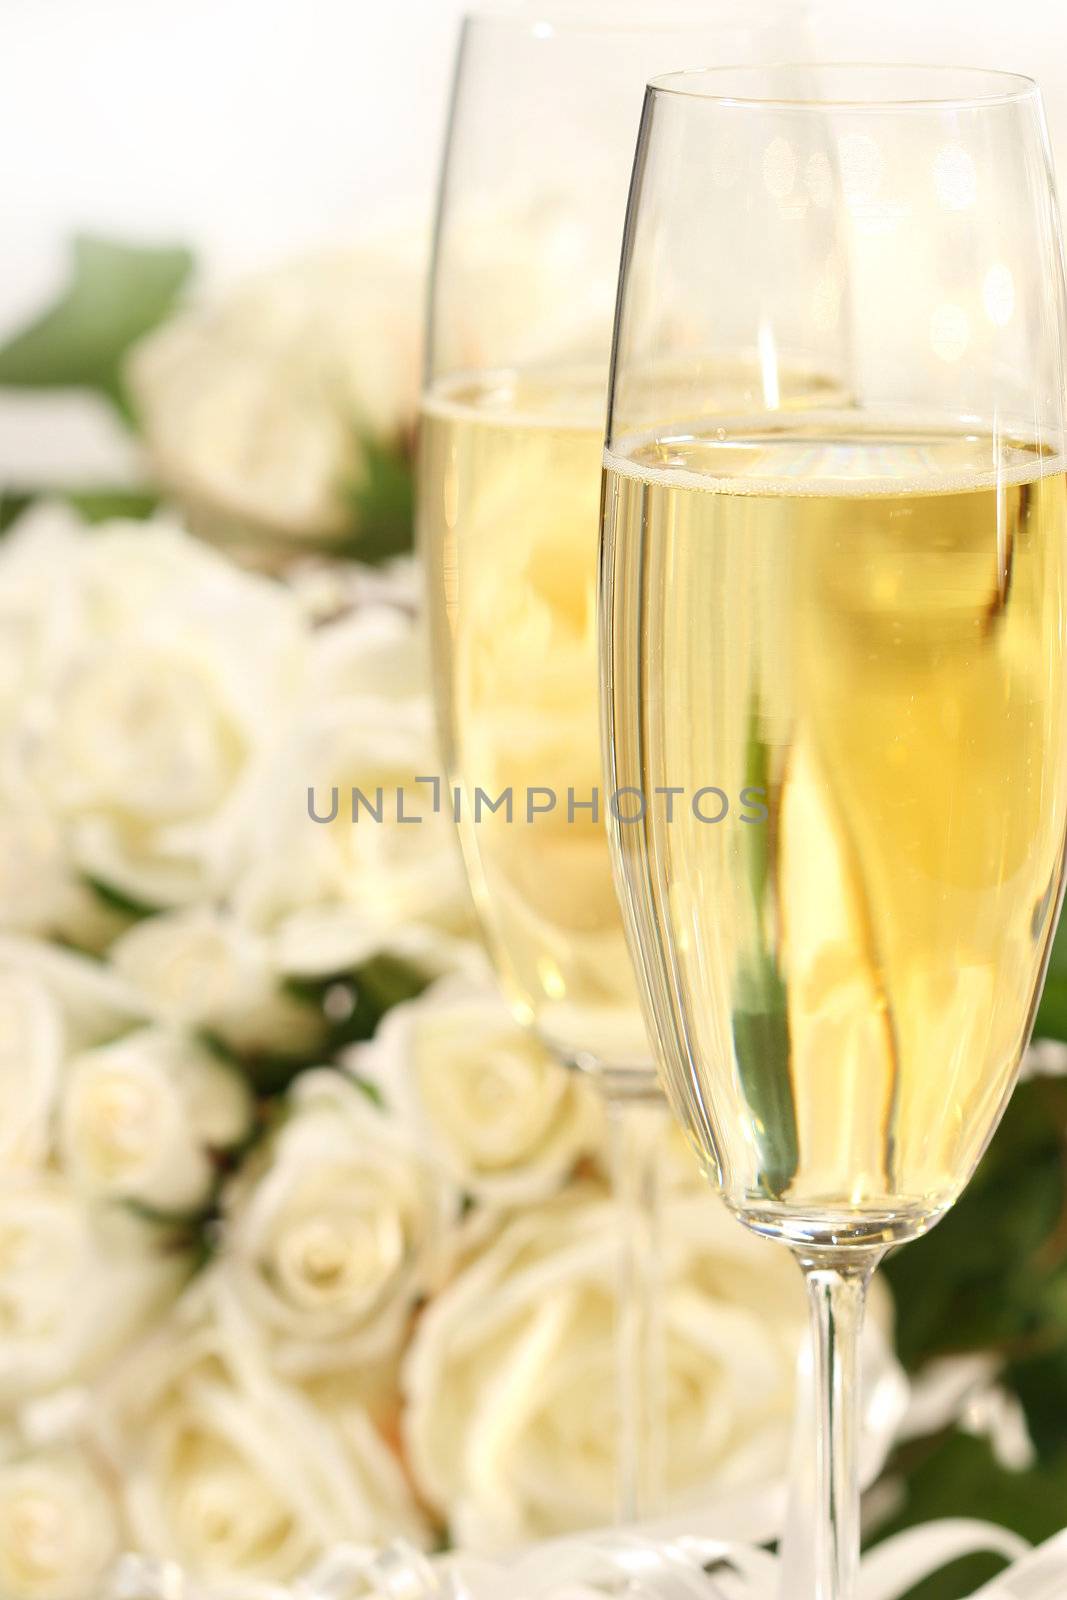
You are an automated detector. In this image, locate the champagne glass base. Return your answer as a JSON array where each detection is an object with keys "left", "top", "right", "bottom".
[{"left": 729, "top": 1198, "right": 948, "bottom": 1255}]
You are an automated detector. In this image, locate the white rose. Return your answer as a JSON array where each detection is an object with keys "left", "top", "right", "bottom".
[
  {"left": 304, "top": 605, "right": 427, "bottom": 707},
  {"left": 126, "top": 232, "right": 424, "bottom": 546},
  {"left": 0, "top": 506, "right": 138, "bottom": 946},
  {"left": 403, "top": 1187, "right": 905, "bottom": 1550},
  {"left": 233, "top": 605, "right": 475, "bottom": 981},
  {"left": 218, "top": 1069, "right": 457, "bottom": 1378},
  {"left": 0, "top": 1447, "right": 123, "bottom": 1600},
  {"left": 105, "top": 1277, "right": 425, "bottom": 1587},
  {"left": 0, "top": 934, "right": 149, "bottom": 1051},
  {"left": 0, "top": 973, "right": 63, "bottom": 1171},
  {"left": 0, "top": 503, "right": 83, "bottom": 737},
  {"left": 352, "top": 978, "right": 603, "bottom": 1205},
  {"left": 110, "top": 908, "right": 324, "bottom": 1058},
  {"left": 59, "top": 1026, "right": 254, "bottom": 1214},
  {"left": 0, "top": 1174, "right": 187, "bottom": 1405},
  {"left": 0, "top": 938, "right": 153, "bottom": 1172},
  {"left": 0, "top": 802, "right": 126, "bottom": 951},
  {"left": 10, "top": 518, "right": 305, "bottom": 909}
]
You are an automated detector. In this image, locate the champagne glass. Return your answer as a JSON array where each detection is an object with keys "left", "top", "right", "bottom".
[
  {"left": 418, "top": 4, "right": 808, "bottom": 1521},
  {"left": 601, "top": 63, "right": 1067, "bottom": 1596}
]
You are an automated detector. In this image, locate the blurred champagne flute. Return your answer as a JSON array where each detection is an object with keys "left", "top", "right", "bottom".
[
  {"left": 418, "top": 2, "right": 808, "bottom": 1520},
  {"left": 601, "top": 63, "right": 1067, "bottom": 1595}
]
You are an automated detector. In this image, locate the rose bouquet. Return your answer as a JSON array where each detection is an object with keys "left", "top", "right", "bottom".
[
  {"left": 0, "top": 485, "right": 894, "bottom": 1599},
  {"left": 0, "top": 235, "right": 1063, "bottom": 1600}
]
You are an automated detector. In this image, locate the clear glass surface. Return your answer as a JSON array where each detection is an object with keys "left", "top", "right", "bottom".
[
  {"left": 418, "top": 5, "right": 807, "bottom": 1526},
  {"left": 420, "top": 4, "right": 808, "bottom": 1079},
  {"left": 600, "top": 63, "right": 1067, "bottom": 1595}
]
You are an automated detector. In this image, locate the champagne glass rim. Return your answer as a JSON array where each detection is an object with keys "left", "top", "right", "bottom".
[
  {"left": 462, "top": 2, "right": 794, "bottom": 39},
  {"left": 647, "top": 62, "right": 1040, "bottom": 111}
]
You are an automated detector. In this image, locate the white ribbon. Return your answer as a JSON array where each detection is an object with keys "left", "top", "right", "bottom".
[
  {"left": 104, "top": 1519, "right": 1066, "bottom": 1600},
  {"left": 857, "top": 1521, "right": 1029, "bottom": 1600},
  {"left": 970, "top": 1530, "right": 1067, "bottom": 1598}
]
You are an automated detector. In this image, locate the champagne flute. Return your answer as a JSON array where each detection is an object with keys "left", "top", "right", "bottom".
[
  {"left": 418, "top": 4, "right": 808, "bottom": 1521},
  {"left": 601, "top": 63, "right": 1067, "bottom": 1596}
]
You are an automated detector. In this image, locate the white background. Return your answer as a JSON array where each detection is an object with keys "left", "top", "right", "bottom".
[{"left": 1, "top": 0, "right": 1066, "bottom": 328}]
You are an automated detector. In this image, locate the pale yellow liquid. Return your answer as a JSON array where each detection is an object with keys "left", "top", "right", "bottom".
[
  {"left": 420, "top": 371, "right": 645, "bottom": 1068},
  {"left": 421, "top": 368, "right": 851, "bottom": 1071},
  {"left": 602, "top": 416, "right": 1067, "bottom": 1243}
]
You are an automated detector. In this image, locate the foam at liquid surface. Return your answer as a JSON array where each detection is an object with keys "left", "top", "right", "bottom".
[{"left": 606, "top": 412, "right": 1065, "bottom": 498}]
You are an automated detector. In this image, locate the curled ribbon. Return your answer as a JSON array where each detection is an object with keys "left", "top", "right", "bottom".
[{"left": 105, "top": 1521, "right": 1067, "bottom": 1600}]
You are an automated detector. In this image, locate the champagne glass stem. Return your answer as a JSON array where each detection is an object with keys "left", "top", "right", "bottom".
[
  {"left": 606, "top": 1088, "right": 667, "bottom": 1524},
  {"left": 786, "top": 1249, "right": 883, "bottom": 1600}
]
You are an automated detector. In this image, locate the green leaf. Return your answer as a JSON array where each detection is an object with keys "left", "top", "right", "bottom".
[
  {"left": 1033, "top": 900, "right": 1067, "bottom": 1039},
  {"left": 0, "top": 235, "right": 194, "bottom": 414},
  {"left": 340, "top": 434, "right": 414, "bottom": 564},
  {"left": 124, "top": 1196, "right": 213, "bottom": 1230},
  {"left": 731, "top": 704, "right": 796, "bottom": 1198},
  {"left": 285, "top": 950, "right": 431, "bottom": 1048},
  {"left": 1035, "top": 977, "right": 1067, "bottom": 1041},
  {"left": 357, "top": 951, "right": 433, "bottom": 1012},
  {"left": 83, "top": 873, "right": 164, "bottom": 921},
  {"left": 1010, "top": 1341, "right": 1067, "bottom": 1460},
  {"left": 348, "top": 1070, "right": 386, "bottom": 1109},
  {"left": 884, "top": 1076, "right": 1067, "bottom": 1370},
  {"left": 0, "top": 486, "right": 161, "bottom": 536},
  {"left": 743, "top": 695, "right": 773, "bottom": 913},
  {"left": 217, "top": 954, "right": 433, "bottom": 1098},
  {"left": 0, "top": 491, "right": 34, "bottom": 534},
  {"left": 732, "top": 956, "right": 797, "bottom": 1200},
  {"left": 1042, "top": 901, "right": 1067, "bottom": 983},
  {"left": 64, "top": 487, "right": 161, "bottom": 523}
]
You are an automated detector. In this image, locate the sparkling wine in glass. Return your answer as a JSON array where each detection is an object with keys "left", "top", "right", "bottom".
[
  {"left": 601, "top": 64, "right": 1067, "bottom": 1594},
  {"left": 418, "top": 4, "right": 808, "bottom": 1520}
]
